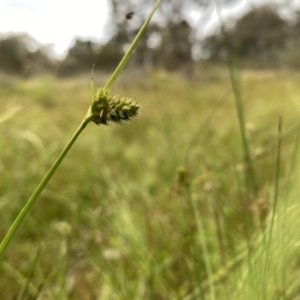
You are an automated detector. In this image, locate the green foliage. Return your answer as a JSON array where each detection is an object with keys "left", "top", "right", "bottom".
[{"left": 1, "top": 69, "right": 300, "bottom": 298}]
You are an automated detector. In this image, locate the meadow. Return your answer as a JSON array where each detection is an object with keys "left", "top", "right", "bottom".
[{"left": 0, "top": 68, "right": 300, "bottom": 299}]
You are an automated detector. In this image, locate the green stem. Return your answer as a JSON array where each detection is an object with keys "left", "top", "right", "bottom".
[
  {"left": 0, "top": 118, "right": 89, "bottom": 259},
  {"left": 105, "top": 0, "right": 161, "bottom": 89},
  {"left": 0, "top": 0, "right": 160, "bottom": 260},
  {"left": 213, "top": 0, "right": 258, "bottom": 197}
]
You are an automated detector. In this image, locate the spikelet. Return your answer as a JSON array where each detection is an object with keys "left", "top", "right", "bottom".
[{"left": 90, "top": 87, "right": 140, "bottom": 125}]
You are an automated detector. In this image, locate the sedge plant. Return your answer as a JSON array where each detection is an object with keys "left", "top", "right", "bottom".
[{"left": 0, "top": 0, "right": 161, "bottom": 259}]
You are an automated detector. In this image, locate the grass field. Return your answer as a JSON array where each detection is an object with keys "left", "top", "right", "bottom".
[{"left": 1, "top": 68, "right": 300, "bottom": 299}]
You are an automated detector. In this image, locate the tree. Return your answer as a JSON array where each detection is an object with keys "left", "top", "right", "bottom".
[
  {"left": 234, "top": 6, "right": 289, "bottom": 64},
  {"left": 57, "top": 37, "right": 125, "bottom": 76},
  {"left": 0, "top": 33, "right": 53, "bottom": 75},
  {"left": 202, "top": 5, "right": 290, "bottom": 67},
  {"left": 106, "top": 0, "right": 239, "bottom": 70},
  {"left": 278, "top": 10, "right": 300, "bottom": 68},
  {"left": 156, "top": 20, "right": 193, "bottom": 70},
  {"left": 57, "top": 39, "right": 96, "bottom": 76}
]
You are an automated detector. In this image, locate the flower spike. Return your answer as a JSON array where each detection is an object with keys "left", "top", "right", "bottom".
[{"left": 90, "top": 87, "right": 140, "bottom": 125}]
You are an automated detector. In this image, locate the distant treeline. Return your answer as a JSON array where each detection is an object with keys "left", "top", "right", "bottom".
[
  {"left": 202, "top": 5, "right": 300, "bottom": 68},
  {"left": 1, "top": 4, "right": 300, "bottom": 77}
]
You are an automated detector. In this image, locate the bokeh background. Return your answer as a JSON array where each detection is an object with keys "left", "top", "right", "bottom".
[
  {"left": 2, "top": 0, "right": 300, "bottom": 76},
  {"left": 1, "top": 1, "right": 300, "bottom": 299}
]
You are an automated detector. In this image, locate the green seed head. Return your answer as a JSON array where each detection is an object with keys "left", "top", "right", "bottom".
[{"left": 90, "top": 87, "right": 140, "bottom": 125}]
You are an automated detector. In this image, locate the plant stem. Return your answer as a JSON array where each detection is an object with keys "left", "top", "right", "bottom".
[
  {"left": 105, "top": 0, "right": 161, "bottom": 89},
  {"left": 0, "top": 119, "right": 89, "bottom": 259},
  {"left": 261, "top": 117, "right": 282, "bottom": 298},
  {"left": 0, "top": 0, "right": 161, "bottom": 260},
  {"left": 214, "top": 0, "right": 258, "bottom": 197}
]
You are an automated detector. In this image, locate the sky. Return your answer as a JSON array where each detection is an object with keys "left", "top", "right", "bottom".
[
  {"left": 0, "top": 0, "right": 297, "bottom": 59},
  {"left": 0, "top": 0, "right": 110, "bottom": 57}
]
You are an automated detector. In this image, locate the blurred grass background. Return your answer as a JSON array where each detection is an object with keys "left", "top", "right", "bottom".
[{"left": 1, "top": 68, "right": 300, "bottom": 299}]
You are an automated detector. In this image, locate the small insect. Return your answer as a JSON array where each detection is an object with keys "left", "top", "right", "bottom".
[
  {"left": 125, "top": 7, "right": 144, "bottom": 21},
  {"left": 125, "top": 11, "right": 135, "bottom": 20}
]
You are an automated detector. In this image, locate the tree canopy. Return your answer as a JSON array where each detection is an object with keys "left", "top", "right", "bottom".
[
  {"left": 2, "top": 2, "right": 300, "bottom": 76},
  {"left": 202, "top": 5, "right": 300, "bottom": 67}
]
